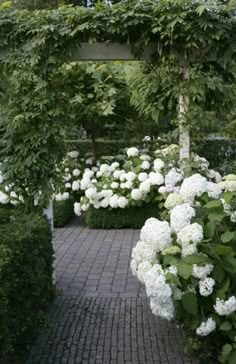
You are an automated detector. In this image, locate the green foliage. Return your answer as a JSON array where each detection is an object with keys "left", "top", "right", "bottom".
[
  {"left": 86, "top": 203, "right": 160, "bottom": 229},
  {"left": 0, "top": 0, "right": 235, "bottom": 203},
  {"left": 0, "top": 212, "right": 54, "bottom": 363},
  {"left": 160, "top": 192, "right": 236, "bottom": 363},
  {"left": 54, "top": 197, "right": 75, "bottom": 227},
  {"left": 195, "top": 138, "right": 236, "bottom": 174}
]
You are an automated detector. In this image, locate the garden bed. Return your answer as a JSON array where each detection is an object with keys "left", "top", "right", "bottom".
[{"left": 85, "top": 203, "right": 160, "bottom": 229}]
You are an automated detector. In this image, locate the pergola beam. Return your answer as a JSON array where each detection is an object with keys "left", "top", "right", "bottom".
[{"left": 69, "top": 42, "right": 156, "bottom": 61}]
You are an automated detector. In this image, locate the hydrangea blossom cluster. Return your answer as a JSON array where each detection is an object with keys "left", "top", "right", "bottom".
[
  {"left": 60, "top": 146, "right": 221, "bottom": 216},
  {"left": 131, "top": 167, "right": 236, "bottom": 357}
]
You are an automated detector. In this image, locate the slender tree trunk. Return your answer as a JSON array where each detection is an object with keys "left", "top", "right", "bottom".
[
  {"left": 91, "top": 132, "right": 97, "bottom": 164},
  {"left": 178, "top": 65, "right": 191, "bottom": 175}
]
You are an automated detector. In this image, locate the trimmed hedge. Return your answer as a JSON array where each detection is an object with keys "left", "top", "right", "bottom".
[
  {"left": 67, "top": 139, "right": 157, "bottom": 158},
  {"left": 54, "top": 197, "right": 75, "bottom": 227},
  {"left": 0, "top": 212, "right": 54, "bottom": 363},
  {"left": 68, "top": 138, "right": 236, "bottom": 173},
  {"left": 85, "top": 203, "right": 160, "bottom": 229}
]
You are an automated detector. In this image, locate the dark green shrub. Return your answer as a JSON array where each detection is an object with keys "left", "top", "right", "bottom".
[
  {"left": 67, "top": 139, "right": 158, "bottom": 158},
  {"left": 53, "top": 197, "right": 75, "bottom": 227},
  {"left": 85, "top": 203, "right": 160, "bottom": 229},
  {"left": 0, "top": 213, "right": 54, "bottom": 363},
  {"left": 195, "top": 138, "right": 236, "bottom": 173}
]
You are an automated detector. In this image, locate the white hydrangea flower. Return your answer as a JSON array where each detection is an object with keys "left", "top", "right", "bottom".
[
  {"left": 111, "top": 162, "right": 119, "bottom": 171},
  {"left": 139, "top": 179, "right": 151, "bottom": 194},
  {"left": 125, "top": 181, "right": 133, "bottom": 189},
  {"left": 65, "top": 182, "right": 71, "bottom": 189},
  {"left": 74, "top": 202, "right": 82, "bottom": 216},
  {"left": 164, "top": 193, "right": 185, "bottom": 210},
  {"left": 230, "top": 212, "right": 236, "bottom": 223},
  {"left": 165, "top": 266, "right": 177, "bottom": 276},
  {"left": 141, "top": 161, "right": 150, "bottom": 170},
  {"left": 181, "top": 244, "right": 198, "bottom": 258},
  {"left": 72, "top": 181, "right": 80, "bottom": 191},
  {"left": 83, "top": 170, "right": 94, "bottom": 179},
  {"left": 100, "top": 164, "right": 111, "bottom": 175},
  {"left": 127, "top": 147, "right": 139, "bottom": 157},
  {"left": 199, "top": 278, "right": 215, "bottom": 297},
  {"left": 143, "top": 264, "right": 174, "bottom": 321},
  {"left": 109, "top": 194, "right": 119, "bottom": 208},
  {"left": 223, "top": 174, "right": 236, "bottom": 181},
  {"left": 131, "top": 240, "right": 157, "bottom": 266},
  {"left": 118, "top": 196, "right": 128, "bottom": 209},
  {"left": 64, "top": 173, "right": 72, "bottom": 182},
  {"left": 64, "top": 168, "right": 69, "bottom": 173},
  {"left": 126, "top": 171, "right": 136, "bottom": 182},
  {"left": 207, "top": 170, "right": 222, "bottom": 183},
  {"left": 111, "top": 182, "right": 119, "bottom": 189},
  {"left": 207, "top": 182, "right": 222, "bottom": 199},
  {"left": 150, "top": 297, "right": 174, "bottom": 321},
  {"left": 179, "top": 174, "right": 208, "bottom": 202},
  {"left": 158, "top": 186, "right": 167, "bottom": 194},
  {"left": 130, "top": 259, "right": 138, "bottom": 276},
  {"left": 153, "top": 158, "right": 165, "bottom": 172},
  {"left": 140, "top": 154, "right": 151, "bottom": 161},
  {"left": 96, "top": 171, "right": 102, "bottom": 178},
  {"left": 100, "top": 198, "right": 110, "bottom": 208},
  {"left": 138, "top": 172, "right": 148, "bottom": 182},
  {"left": 214, "top": 296, "right": 236, "bottom": 316},
  {"left": 149, "top": 172, "right": 164, "bottom": 186},
  {"left": 80, "top": 178, "right": 91, "bottom": 190},
  {"left": 113, "top": 170, "right": 123, "bottom": 179},
  {"left": 192, "top": 264, "right": 214, "bottom": 279},
  {"left": 196, "top": 318, "right": 216, "bottom": 336},
  {"left": 67, "top": 151, "right": 79, "bottom": 158},
  {"left": 120, "top": 173, "right": 127, "bottom": 182},
  {"left": 131, "top": 189, "right": 143, "bottom": 201},
  {"left": 177, "top": 223, "right": 203, "bottom": 247},
  {"left": 140, "top": 218, "right": 172, "bottom": 252},
  {"left": 170, "top": 203, "right": 196, "bottom": 234},
  {"left": 137, "top": 261, "right": 152, "bottom": 283},
  {"left": 92, "top": 166, "right": 98, "bottom": 172},
  {"left": 218, "top": 181, "right": 236, "bottom": 192},
  {"left": 120, "top": 182, "right": 126, "bottom": 189},
  {"left": 101, "top": 189, "right": 113, "bottom": 198},
  {"left": 0, "top": 191, "right": 9, "bottom": 204},
  {"left": 85, "top": 187, "right": 97, "bottom": 200},
  {"left": 86, "top": 158, "right": 93, "bottom": 165},
  {"left": 72, "top": 168, "right": 80, "bottom": 177},
  {"left": 81, "top": 203, "right": 89, "bottom": 212},
  {"left": 54, "top": 192, "right": 70, "bottom": 201},
  {"left": 165, "top": 168, "right": 183, "bottom": 192}
]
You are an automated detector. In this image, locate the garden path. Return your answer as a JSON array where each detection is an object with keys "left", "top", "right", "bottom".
[{"left": 26, "top": 218, "right": 198, "bottom": 364}]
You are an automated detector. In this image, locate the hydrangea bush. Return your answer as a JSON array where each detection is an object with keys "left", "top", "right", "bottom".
[
  {"left": 131, "top": 173, "right": 236, "bottom": 363},
  {"left": 61, "top": 145, "right": 222, "bottom": 217}
]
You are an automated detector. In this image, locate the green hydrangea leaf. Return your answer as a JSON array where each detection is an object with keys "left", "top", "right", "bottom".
[
  {"left": 220, "top": 231, "right": 235, "bottom": 244},
  {"left": 177, "top": 262, "right": 192, "bottom": 280},
  {"left": 181, "top": 292, "right": 198, "bottom": 316}
]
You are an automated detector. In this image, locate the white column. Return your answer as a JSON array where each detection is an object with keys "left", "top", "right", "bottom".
[
  {"left": 178, "top": 66, "right": 190, "bottom": 174},
  {"left": 43, "top": 199, "right": 56, "bottom": 284}
]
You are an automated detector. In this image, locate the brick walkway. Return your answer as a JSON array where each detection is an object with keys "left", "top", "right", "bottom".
[{"left": 26, "top": 218, "right": 198, "bottom": 364}]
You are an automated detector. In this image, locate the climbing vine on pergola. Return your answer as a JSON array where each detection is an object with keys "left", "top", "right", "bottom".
[{"left": 0, "top": 0, "right": 235, "bottom": 209}]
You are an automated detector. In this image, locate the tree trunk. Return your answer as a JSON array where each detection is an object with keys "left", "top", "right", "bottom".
[
  {"left": 91, "top": 132, "right": 97, "bottom": 164},
  {"left": 178, "top": 65, "right": 191, "bottom": 175}
]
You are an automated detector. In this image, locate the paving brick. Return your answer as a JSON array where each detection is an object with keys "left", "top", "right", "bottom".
[{"left": 26, "top": 218, "right": 198, "bottom": 364}]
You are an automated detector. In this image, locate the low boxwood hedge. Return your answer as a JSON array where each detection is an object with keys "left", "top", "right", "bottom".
[
  {"left": 53, "top": 197, "right": 75, "bottom": 227},
  {"left": 0, "top": 212, "right": 55, "bottom": 363},
  {"left": 85, "top": 203, "right": 160, "bottom": 229}
]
